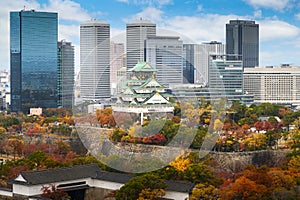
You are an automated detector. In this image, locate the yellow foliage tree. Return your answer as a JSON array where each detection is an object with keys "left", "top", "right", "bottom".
[
  {"left": 169, "top": 152, "right": 191, "bottom": 172},
  {"left": 189, "top": 183, "right": 220, "bottom": 200},
  {"left": 138, "top": 188, "right": 165, "bottom": 200},
  {"left": 288, "top": 155, "right": 300, "bottom": 169},
  {"left": 242, "top": 133, "right": 266, "bottom": 150},
  {"left": 0, "top": 126, "right": 6, "bottom": 135},
  {"left": 213, "top": 119, "right": 224, "bottom": 132}
]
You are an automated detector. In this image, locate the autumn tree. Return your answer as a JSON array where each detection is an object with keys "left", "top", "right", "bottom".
[
  {"left": 54, "top": 140, "right": 71, "bottom": 155},
  {"left": 0, "top": 126, "right": 6, "bottom": 135},
  {"left": 242, "top": 133, "right": 267, "bottom": 151},
  {"left": 214, "top": 119, "right": 224, "bottom": 133},
  {"left": 6, "top": 138, "right": 24, "bottom": 159},
  {"left": 220, "top": 176, "right": 267, "bottom": 200},
  {"left": 137, "top": 188, "right": 165, "bottom": 200},
  {"left": 169, "top": 152, "right": 191, "bottom": 172},
  {"left": 189, "top": 183, "right": 220, "bottom": 200},
  {"left": 96, "top": 107, "right": 116, "bottom": 128}
]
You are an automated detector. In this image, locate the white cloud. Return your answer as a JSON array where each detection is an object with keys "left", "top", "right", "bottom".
[
  {"left": 132, "top": 0, "right": 173, "bottom": 7},
  {"left": 111, "top": 28, "right": 126, "bottom": 43},
  {"left": 259, "top": 19, "right": 300, "bottom": 41},
  {"left": 260, "top": 49, "right": 300, "bottom": 66},
  {"left": 159, "top": 13, "right": 300, "bottom": 45},
  {"left": 197, "top": 4, "right": 203, "bottom": 12},
  {"left": 162, "top": 14, "right": 239, "bottom": 43},
  {"left": 295, "top": 13, "right": 300, "bottom": 20},
  {"left": 59, "top": 24, "right": 79, "bottom": 42},
  {"left": 41, "top": 0, "right": 91, "bottom": 22},
  {"left": 127, "top": 7, "right": 164, "bottom": 23},
  {"left": 244, "top": 0, "right": 290, "bottom": 10},
  {"left": 254, "top": 9, "right": 262, "bottom": 18}
]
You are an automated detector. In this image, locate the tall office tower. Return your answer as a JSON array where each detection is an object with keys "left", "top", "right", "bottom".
[
  {"left": 183, "top": 41, "right": 225, "bottom": 85},
  {"left": 80, "top": 19, "right": 110, "bottom": 102},
  {"left": 209, "top": 55, "right": 243, "bottom": 96},
  {"left": 58, "top": 40, "right": 75, "bottom": 109},
  {"left": 110, "top": 42, "right": 125, "bottom": 95},
  {"left": 10, "top": 10, "right": 58, "bottom": 113},
  {"left": 226, "top": 20, "right": 259, "bottom": 68},
  {"left": 145, "top": 36, "right": 183, "bottom": 87},
  {"left": 182, "top": 44, "right": 195, "bottom": 84},
  {"left": 126, "top": 19, "right": 156, "bottom": 70}
]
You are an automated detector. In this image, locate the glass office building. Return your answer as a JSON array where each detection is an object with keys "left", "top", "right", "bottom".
[
  {"left": 10, "top": 10, "right": 58, "bottom": 113},
  {"left": 226, "top": 20, "right": 259, "bottom": 68},
  {"left": 58, "top": 40, "right": 74, "bottom": 109}
]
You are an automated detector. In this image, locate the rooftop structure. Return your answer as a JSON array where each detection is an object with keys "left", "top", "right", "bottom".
[{"left": 6, "top": 163, "right": 194, "bottom": 199}]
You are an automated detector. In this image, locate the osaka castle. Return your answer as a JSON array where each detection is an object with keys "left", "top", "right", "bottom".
[{"left": 112, "top": 61, "right": 174, "bottom": 124}]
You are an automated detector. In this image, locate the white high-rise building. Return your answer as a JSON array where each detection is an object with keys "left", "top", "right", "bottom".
[
  {"left": 145, "top": 36, "right": 183, "bottom": 87},
  {"left": 126, "top": 19, "right": 156, "bottom": 70},
  {"left": 80, "top": 19, "right": 110, "bottom": 102},
  {"left": 183, "top": 41, "right": 225, "bottom": 85},
  {"left": 244, "top": 66, "right": 300, "bottom": 106},
  {"left": 110, "top": 42, "right": 125, "bottom": 95}
]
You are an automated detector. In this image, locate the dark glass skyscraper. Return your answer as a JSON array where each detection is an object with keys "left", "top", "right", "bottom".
[
  {"left": 10, "top": 10, "right": 58, "bottom": 113},
  {"left": 226, "top": 20, "right": 259, "bottom": 68},
  {"left": 58, "top": 40, "right": 74, "bottom": 109},
  {"left": 183, "top": 44, "right": 195, "bottom": 84}
]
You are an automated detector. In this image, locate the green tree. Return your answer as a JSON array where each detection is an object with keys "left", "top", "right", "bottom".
[
  {"left": 184, "top": 163, "right": 221, "bottom": 186},
  {"left": 115, "top": 174, "right": 167, "bottom": 200},
  {"left": 28, "top": 150, "right": 47, "bottom": 169}
]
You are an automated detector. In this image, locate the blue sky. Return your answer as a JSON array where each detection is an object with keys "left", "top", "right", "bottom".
[{"left": 1, "top": 0, "right": 300, "bottom": 71}]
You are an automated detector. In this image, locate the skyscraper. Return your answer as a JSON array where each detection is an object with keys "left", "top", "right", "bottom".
[
  {"left": 226, "top": 20, "right": 259, "bottom": 68},
  {"left": 110, "top": 42, "right": 125, "bottom": 95},
  {"left": 183, "top": 41, "right": 225, "bottom": 85},
  {"left": 58, "top": 40, "right": 75, "bottom": 109},
  {"left": 145, "top": 36, "right": 183, "bottom": 87},
  {"left": 80, "top": 19, "right": 110, "bottom": 102},
  {"left": 126, "top": 19, "right": 156, "bottom": 70},
  {"left": 209, "top": 55, "right": 243, "bottom": 95},
  {"left": 10, "top": 10, "right": 58, "bottom": 113},
  {"left": 183, "top": 44, "right": 195, "bottom": 84}
]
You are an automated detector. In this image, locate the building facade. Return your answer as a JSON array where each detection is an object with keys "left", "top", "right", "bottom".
[
  {"left": 58, "top": 40, "right": 75, "bottom": 109},
  {"left": 110, "top": 42, "right": 125, "bottom": 95},
  {"left": 209, "top": 55, "right": 244, "bottom": 100},
  {"left": 126, "top": 19, "right": 156, "bottom": 70},
  {"left": 3, "top": 164, "right": 193, "bottom": 200},
  {"left": 145, "top": 36, "right": 183, "bottom": 87},
  {"left": 244, "top": 66, "right": 300, "bottom": 106},
  {"left": 182, "top": 44, "right": 195, "bottom": 84},
  {"left": 183, "top": 41, "right": 225, "bottom": 85},
  {"left": 226, "top": 20, "right": 259, "bottom": 68},
  {"left": 10, "top": 10, "right": 58, "bottom": 113},
  {"left": 80, "top": 19, "right": 110, "bottom": 102}
]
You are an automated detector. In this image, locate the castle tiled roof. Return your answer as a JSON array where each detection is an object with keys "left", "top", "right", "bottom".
[{"left": 128, "top": 61, "right": 157, "bottom": 72}]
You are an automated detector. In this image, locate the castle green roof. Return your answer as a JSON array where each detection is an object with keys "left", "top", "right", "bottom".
[{"left": 128, "top": 61, "right": 157, "bottom": 72}]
